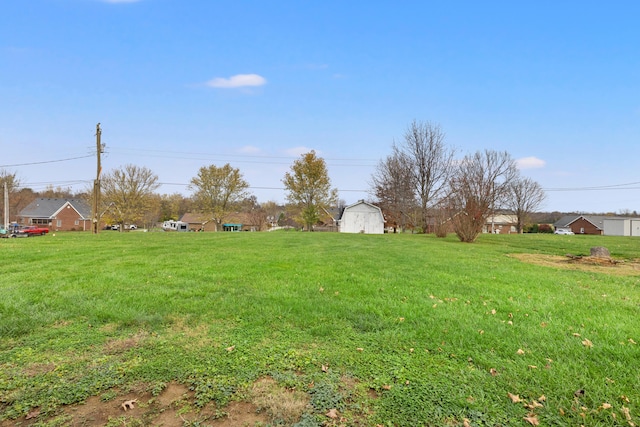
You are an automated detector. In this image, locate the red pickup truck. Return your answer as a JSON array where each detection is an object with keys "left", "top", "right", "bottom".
[{"left": 19, "top": 226, "right": 49, "bottom": 236}]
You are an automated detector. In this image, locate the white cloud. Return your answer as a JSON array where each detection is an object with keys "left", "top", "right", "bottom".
[
  {"left": 239, "top": 145, "right": 262, "bottom": 154},
  {"left": 516, "top": 156, "right": 546, "bottom": 170},
  {"left": 206, "top": 74, "right": 266, "bottom": 89}
]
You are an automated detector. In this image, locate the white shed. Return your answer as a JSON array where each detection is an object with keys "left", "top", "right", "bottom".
[{"left": 339, "top": 200, "right": 385, "bottom": 234}]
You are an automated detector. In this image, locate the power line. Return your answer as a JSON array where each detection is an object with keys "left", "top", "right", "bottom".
[
  {"left": 0, "top": 155, "right": 94, "bottom": 168},
  {"left": 107, "top": 148, "right": 378, "bottom": 167},
  {"left": 544, "top": 182, "right": 640, "bottom": 192},
  {"left": 158, "top": 182, "right": 368, "bottom": 193}
]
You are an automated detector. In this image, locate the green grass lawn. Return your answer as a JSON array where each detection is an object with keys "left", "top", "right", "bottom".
[{"left": 1, "top": 231, "right": 639, "bottom": 426}]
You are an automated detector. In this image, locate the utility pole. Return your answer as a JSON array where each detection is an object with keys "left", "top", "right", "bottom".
[
  {"left": 91, "top": 123, "right": 104, "bottom": 234},
  {"left": 3, "top": 183, "right": 8, "bottom": 230}
]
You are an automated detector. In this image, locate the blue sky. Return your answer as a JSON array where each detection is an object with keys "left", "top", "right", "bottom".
[{"left": 2, "top": 0, "right": 639, "bottom": 213}]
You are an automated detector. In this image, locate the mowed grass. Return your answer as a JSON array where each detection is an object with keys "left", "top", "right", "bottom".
[{"left": 1, "top": 231, "right": 639, "bottom": 426}]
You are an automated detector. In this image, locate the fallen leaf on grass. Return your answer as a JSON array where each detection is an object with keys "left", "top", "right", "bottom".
[
  {"left": 621, "top": 406, "right": 632, "bottom": 421},
  {"left": 326, "top": 408, "right": 339, "bottom": 419},
  {"left": 356, "top": 347, "right": 364, "bottom": 352},
  {"left": 600, "top": 403, "right": 612, "bottom": 410},
  {"left": 489, "top": 368, "right": 498, "bottom": 376},
  {"left": 524, "top": 414, "right": 540, "bottom": 425},
  {"left": 508, "top": 392, "right": 522, "bottom": 403},
  {"left": 321, "top": 364, "right": 328, "bottom": 373},
  {"left": 382, "top": 385, "right": 392, "bottom": 390},
  {"left": 538, "top": 395, "right": 546, "bottom": 402},
  {"left": 463, "top": 418, "right": 472, "bottom": 427},
  {"left": 225, "top": 345, "right": 235, "bottom": 352},
  {"left": 582, "top": 339, "right": 593, "bottom": 348},
  {"left": 528, "top": 365, "right": 537, "bottom": 369},
  {"left": 629, "top": 338, "right": 637, "bottom": 344},
  {"left": 525, "top": 400, "right": 544, "bottom": 409},
  {"left": 517, "top": 348, "right": 525, "bottom": 355}
]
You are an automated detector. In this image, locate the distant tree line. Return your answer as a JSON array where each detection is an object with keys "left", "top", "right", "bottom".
[{"left": 3, "top": 120, "right": 632, "bottom": 240}]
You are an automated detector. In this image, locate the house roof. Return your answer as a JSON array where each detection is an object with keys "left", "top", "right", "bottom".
[
  {"left": 339, "top": 200, "right": 384, "bottom": 219},
  {"left": 19, "top": 198, "right": 91, "bottom": 219},
  {"left": 180, "top": 213, "right": 211, "bottom": 224}
]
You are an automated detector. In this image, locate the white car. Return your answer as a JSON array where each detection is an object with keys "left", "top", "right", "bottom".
[{"left": 554, "top": 228, "right": 574, "bottom": 235}]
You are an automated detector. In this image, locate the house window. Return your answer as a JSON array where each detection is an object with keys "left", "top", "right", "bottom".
[
  {"left": 56, "top": 220, "right": 62, "bottom": 227},
  {"left": 32, "top": 218, "right": 49, "bottom": 225},
  {"left": 75, "top": 220, "right": 79, "bottom": 225},
  {"left": 580, "top": 227, "right": 584, "bottom": 234}
]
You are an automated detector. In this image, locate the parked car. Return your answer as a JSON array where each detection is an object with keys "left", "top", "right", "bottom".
[
  {"left": 19, "top": 225, "right": 49, "bottom": 236},
  {"left": 554, "top": 228, "right": 574, "bottom": 235}
]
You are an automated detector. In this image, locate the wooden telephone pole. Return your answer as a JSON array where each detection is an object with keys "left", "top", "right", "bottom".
[{"left": 91, "top": 123, "right": 104, "bottom": 234}]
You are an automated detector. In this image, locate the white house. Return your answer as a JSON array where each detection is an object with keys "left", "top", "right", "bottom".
[{"left": 339, "top": 200, "right": 385, "bottom": 234}]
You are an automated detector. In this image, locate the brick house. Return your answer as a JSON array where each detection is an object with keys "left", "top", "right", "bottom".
[
  {"left": 553, "top": 215, "right": 606, "bottom": 235},
  {"left": 18, "top": 198, "right": 92, "bottom": 231},
  {"left": 484, "top": 214, "right": 518, "bottom": 234}
]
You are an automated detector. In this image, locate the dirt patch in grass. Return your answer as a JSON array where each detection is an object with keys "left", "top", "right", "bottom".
[
  {"left": 1, "top": 379, "right": 305, "bottom": 427},
  {"left": 249, "top": 377, "right": 310, "bottom": 424},
  {"left": 103, "top": 331, "right": 149, "bottom": 355},
  {"left": 511, "top": 253, "right": 640, "bottom": 276}
]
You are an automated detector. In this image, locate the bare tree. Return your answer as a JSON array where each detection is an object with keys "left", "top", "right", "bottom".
[
  {"left": 40, "top": 185, "right": 75, "bottom": 199},
  {"left": 505, "top": 177, "right": 546, "bottom": 233},
  {"left": 393, "top": 120, "right": 455, "bottom": 233},
  {"left": 190, "top": 163, "right": 250, "bottom": 231},
  {"left": 447, "top": 150, "right": 519, "bottom": 242},
  {"left": 101, "top": 164, "right": 160, "bottom": 229},
  {"left": 370, "top": 151, "right": 416, "bottom": 232}
]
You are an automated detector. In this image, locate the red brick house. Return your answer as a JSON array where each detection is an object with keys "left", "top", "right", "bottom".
[
  {"left": 18, "top": 198, "right": 92, "bottom": 231},
  {"left": 553, "top": 215, "right": 606, "bottom": 235}
]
